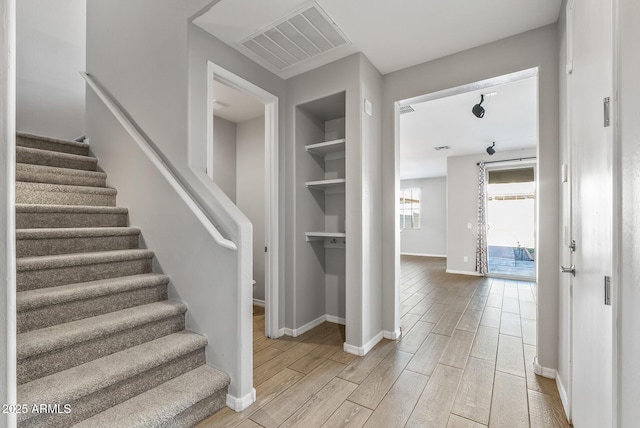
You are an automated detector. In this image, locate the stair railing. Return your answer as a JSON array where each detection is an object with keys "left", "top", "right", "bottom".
[{"left": 80, "top": 72, "right": 237, "bottom": 251}]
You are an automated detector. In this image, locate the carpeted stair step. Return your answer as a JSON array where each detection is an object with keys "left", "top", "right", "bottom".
[
  {"left": 17, "top": 249, "right": 154, "bottom": 291},
  {"left": 17, "top": 163, "right": 107, "bottom": 187},
  {"left": 17, "top": 273, "right": 169, "bottom": 333},
  {"left": 17, "top": 331, "right": 209, "bottom": 428},
  {"left": 17, "top": 301, "right": 188, "bottom": 385},
  {"left": 17, "top": 132, "right": 90, "bottom": 156},
  {"left": 16, "top": 204, "right": 129, "bottom": 229},
  {"left": 17, "top": 227, "right": 141, "bottom": 257},
  {"left": 16, "top": 181, "right": 116, "bottom": 207},
  {"left": 75, "top": 364, "right": 231, "bottom": 428},
  {"left": 17, "top": 146, "right": 97, "bottom": 171}
]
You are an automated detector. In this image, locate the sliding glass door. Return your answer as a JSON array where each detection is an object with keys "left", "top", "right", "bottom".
[{"left": 486, "top": 166, "right": 536, "bottom": 278}]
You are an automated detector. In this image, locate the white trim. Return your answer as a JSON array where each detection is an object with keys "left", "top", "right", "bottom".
[
  {"left": 400, "top": 252, "right": 446, "bottom": 258},
  {"left": 445, "top": 269, "right": 483, "bottom": 277},
  {"left": 383, "top": 328, "right": 402, "bottom": 340},
  {"left": 252, "top": 299, "right": 265, "bottom": 308},
  {"left": 556, "top": 374, "right": 571, "bottom": 422},
  {"left": 1, "top": 1, "right": 17, "bottom": 425},
  {"left": 283, "top": 315, "right": 326, "bottom": 337},
  {"left": 532, "top": 355, "right": 557, "bottom": 378},
  {"left": 325, "top": 315, "right": 346, "bottom": 325},
  {"left": 81, "top": 71, "right": 238, "bottom": 254},
  {"left": 206, "top": 61, "right": 281, "bottom": 341},
  {"left": 343, "top": 331, "right": 384, "bottom": 356},
  {"left": 226, "top": 388, "right": 256, "bottom": 412}
]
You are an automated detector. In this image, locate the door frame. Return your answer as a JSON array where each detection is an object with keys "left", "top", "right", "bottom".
[{"left": 206, "top": 61, "right": 281, "bottom": 338}]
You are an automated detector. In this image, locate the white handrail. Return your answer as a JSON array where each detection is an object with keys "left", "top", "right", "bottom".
[{"left": 81, "top": 72, "right": 237, "bottom": 251}]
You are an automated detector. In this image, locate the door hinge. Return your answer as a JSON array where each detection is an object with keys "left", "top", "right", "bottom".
[
  {"left": 265, "top": 246, "right": 268, "bottom": 252},
  {"left": 604, "top": 276, "right": 612, "bottom": 305},
  {"left": 604, "top": 97, "right": 611, "bottom": 127}
]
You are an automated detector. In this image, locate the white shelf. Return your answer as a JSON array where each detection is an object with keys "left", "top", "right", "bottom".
[
  {"left": 305, "top": 178, "right": 346, "bottom": 191},
  {"left": 306, "top": 231, "right": 346, "bottom": 242},
  {"left": 305, "top": 139, "right": 345, "bottom": 156}
]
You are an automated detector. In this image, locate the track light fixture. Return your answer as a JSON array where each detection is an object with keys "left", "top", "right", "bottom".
[
  {"left": 486, "top": 142, "right": 496, "bottom": 155},
  {"left": 472, "top": 95, "right": 485, "bottom": 118}
]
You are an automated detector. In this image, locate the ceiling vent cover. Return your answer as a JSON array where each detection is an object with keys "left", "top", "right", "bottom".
[
  {"left": 239, "top": 2, "right": 351, "bottom": 71},
  {"left": 434, "top": 146, "right": 451, "bottom": 151},
  {"left": 399, "top": 105, "right": 415, "bottom": 114}
]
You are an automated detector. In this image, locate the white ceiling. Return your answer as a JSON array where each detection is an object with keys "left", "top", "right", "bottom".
[
  {"left": 194, "top": 0, "right": 561, "bottom": 78},
  {"left": 212, "top": 79, "right": 265, "bottom": 123},
  {"left": 400, "top": 76, "right": 538, "bottom": 180}
]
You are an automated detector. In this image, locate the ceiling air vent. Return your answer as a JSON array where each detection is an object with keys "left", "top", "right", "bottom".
[
  {"left": 240, "top": 2, "right": 351, "bottom": 72},
  {"left": 434, "top": 146, "right": 451, "bottom": 151},
  {"left": 399, "top": 105, "right": 415, "bottom": 114}
]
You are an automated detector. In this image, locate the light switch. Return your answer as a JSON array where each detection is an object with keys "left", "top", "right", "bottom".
[
  {"left": 364, "top": 99, "right": 372, "bottom": 116},
  {"left": 467, "top": 223, "right": 472, "bottom": 229}
]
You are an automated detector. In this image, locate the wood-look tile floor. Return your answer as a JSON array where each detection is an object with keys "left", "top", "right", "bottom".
[{"left": 199, "top": 256, "right": 570, "bottom": 428}]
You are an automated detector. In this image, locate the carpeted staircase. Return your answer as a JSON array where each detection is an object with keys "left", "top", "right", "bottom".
[{"left": 15, "top": 132, "right": 230, "bottom": 427}]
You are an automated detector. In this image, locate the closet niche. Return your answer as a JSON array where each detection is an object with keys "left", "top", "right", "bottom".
[{"left": 296, "top": 91, "right": 346, "bottom": 328}]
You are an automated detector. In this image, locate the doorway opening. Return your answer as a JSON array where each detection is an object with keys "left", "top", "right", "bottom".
[
  {"left": 207, "top": 61, "right": 280, "bottom": 339},
  {"left": 486, "top": 164, "right": 536, "bottom": 279}
]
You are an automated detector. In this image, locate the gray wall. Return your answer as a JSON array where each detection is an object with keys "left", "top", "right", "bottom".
[
  {"left": 236, "top": 116, "right": 266, "bottom": 301},
  {"left": 446, "top": 149, "right": 536, "bottom": 273},
  {"left": 1, "top": 0, "right": 17, "bottom": 424},
  {"left": 400, "top": 177, "right": 447, "bottom": 256},
  {"left": 213, "top": 116, "right": 237, "bottom": 202},
  {"left": 618, "top": 0, "right": 640, "bottom": 424},
  {"left": 17, "top": 0, "right": 86, "bottom": 140},
  {"left": 381, "top": 24, "right": 560, "bottom": 370},
  {"left": 85, "top": 0, "right": 286, "bottom": 403}
]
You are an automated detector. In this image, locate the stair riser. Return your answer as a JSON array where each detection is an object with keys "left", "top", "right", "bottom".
[
  {"left": 18, "top": 314, "right": 186, "bottom": 384},
  {"left": 16, "top": 169, "right": 106, "bottom": 188},
  {"left": 17, "top": 212, "right": 128, "bottom": 229},
  {"left": 17, "top": 136, "right": 90, "bottom": 156},
  {"left": 18, "top": 350, "right": 205, "bottom": 428},
  {"left": 16, "top": 188, "right": 116, "bottom": 207},
  {"left": 172, "top": 388, "right": 229, "bottom": 428},
  {"left": 16, "top": 150, "right": 97, "bottom": 171},
  {"left": 17, "top": 235, "right": 140, "bottom": 257},
  {"left": 18, "top": 285, "right": 168, "bottom": 333},
  {"left": 17, "top": 258, "right": 153, "bottom": 291}
]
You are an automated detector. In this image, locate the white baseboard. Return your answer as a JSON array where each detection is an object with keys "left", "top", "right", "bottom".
[
  {"left": 555, "top": 373, "right": 571, "bottom": 422},
  {"left": 226, "top": 388, "right": 256, "bottom": 411},
  {"left": 343, "top": 331, "right": 383, "bottom": 356},
  {"left": 283, "top": 315, "right": 326, "bottom": 337},
  {"left": 283, "top": 314, "right": 345, "bottom": 337},
  {"left": 383, "top": 328, "right": 401, "bottom": 340},
  {"left": 325, "top": 315, "right": 346, "bottom": 325},
  {"left": 532, "top": 355, "right": 557, "bottom": 378},
  {"left": 401, "top": 252, "right": 446, "bottom": 258},
  {"left": 252, "top": 299, "right": 265, "bottom": 307},
  {"left": 446, "top": 269, "right": 483, "bottom": 277}
]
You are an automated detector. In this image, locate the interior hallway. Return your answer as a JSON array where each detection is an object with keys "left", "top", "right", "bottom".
[{"left": 199, "top": 256, "right": 569, "bottom": 427}]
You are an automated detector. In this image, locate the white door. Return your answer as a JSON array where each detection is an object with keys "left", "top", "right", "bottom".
[{"left": 568, "top": 0, "right": 614, "bottom": 426}]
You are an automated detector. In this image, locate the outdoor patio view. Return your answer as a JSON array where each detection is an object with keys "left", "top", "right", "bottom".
[{"left": 486, "top": 167, "right": 536, "bottom": 278}]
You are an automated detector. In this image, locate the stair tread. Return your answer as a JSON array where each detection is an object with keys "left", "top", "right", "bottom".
[
  {"left": 17, "top": 146, "right": 96, "bottom": 163},
  {"left": 17, "top": 132, "right": 90, "bottom": 152},
  {"left": 18, "top": 331, "right": 209, "bottom": 407},
  {"left": 16, "top": 163, "right": 106, "bottom": 178},
  {"left": 17, "top": 300, "right": 188, "bottom": 360},
  {"left": 17, "top": 227, "right": 141, "bottom": 240},
  {"left": 17, "top": 249, "right": 154, "bottom": 271},
  {"left": 73, "top": 364, "right": 230, "bottom": 428},
  {"left": 16, "top": 203, "right": 128, "bottom": 214},
  {"left": 17, "top": 273, "right": 169, "bottom": 311},
  {"left": 16, "top": 181, "right": 116, "bottom": 195}
]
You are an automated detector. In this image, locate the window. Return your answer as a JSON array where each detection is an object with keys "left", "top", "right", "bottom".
[{"left": 400, "top": 188, "right": 421, "bottom": 229}]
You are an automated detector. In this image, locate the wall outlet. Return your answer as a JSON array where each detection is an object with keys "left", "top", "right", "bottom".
[{"left": 464, "top": 256, "right": 469, "bottom": 263}]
